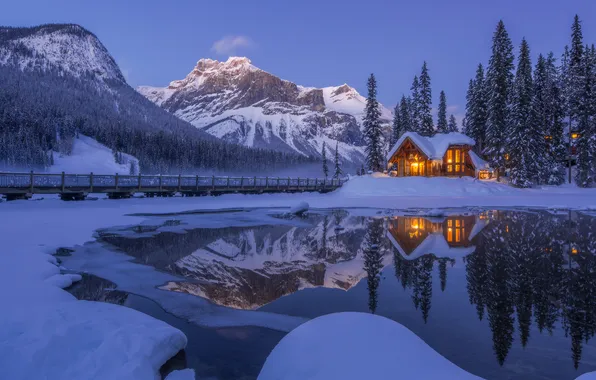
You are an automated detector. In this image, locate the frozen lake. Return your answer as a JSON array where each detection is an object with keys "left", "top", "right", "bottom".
[{"left": 66, "top": 208, "right": 596, "bottom": 380}]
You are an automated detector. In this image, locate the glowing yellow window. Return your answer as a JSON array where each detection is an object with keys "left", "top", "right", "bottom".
[
  {"left": 447, "top": 229, "right": 453, "bottom": 242},
  {"left": 455, "top": 150, "right": 461, "bottom": 163},
  {"left": 447, "top": 150, "right": 453, "bottom": 163},
  {"left": 455, "top": 165, "right": 461, "bottom": 172},
  {"left": 448, "top": 220, "right": 453, "bottom": 227},
  {"left": 455, "top": 220, "right": 461, "bottom": 227},
  {"left": 456, "top": 229, "right": 461, "bottom": 242},
  {"left": 447, "top": 166, "right": 452, "bottom": 172}
]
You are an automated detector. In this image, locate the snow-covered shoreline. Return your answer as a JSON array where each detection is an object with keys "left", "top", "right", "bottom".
[{"left": 2, "top": 175, "right": 596, "bottom": 379}]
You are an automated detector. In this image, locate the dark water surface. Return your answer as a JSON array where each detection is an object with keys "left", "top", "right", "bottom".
[{"left": 81, "top": 209, "right": 596, "bottom": 380}]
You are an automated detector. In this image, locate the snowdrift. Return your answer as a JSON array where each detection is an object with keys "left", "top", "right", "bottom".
[{"left": 258, "top": 312, "right": 481, "bottom": 380}]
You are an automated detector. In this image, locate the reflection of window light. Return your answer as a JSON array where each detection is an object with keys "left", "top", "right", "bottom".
[{"left": 571, "top": 247, "right": 578, "bottom": 255}]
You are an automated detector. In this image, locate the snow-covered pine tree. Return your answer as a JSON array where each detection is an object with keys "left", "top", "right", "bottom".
[
  {"left": 363, "top": 73, "right": 383, "bottom": 172},
  {"left": 532, "top": 53, "right": 566, "bottom": 185},
  {"left": 485, "top": 20, "right": 515, "bottom": 180},
  {"left": 464, "top": 79, "right": 475, "bottom": 136},
  {"left": 391, "top": 102, "right": 402, "bottom": 146},
  {"left": 470, "top": 64, "right": 488, "bottom": 151},
  {"left": 448, "top": 114, "right": 458, "bottom": 132},
  {"left": 410, "top": 76, "right": 421, "bottom": 132},
  {"left": 437, "top": 90, "right": 448, "bottom": 133},
  {"left": 333, "top": 141, "right": 342, "bottom": 179},
  {"left": 400, "top": 95, "right": 413, "bottom": 133},
  {"left": 575, "top": 43, "right": 595, "bottom": 187},
  {"left": 322, "top": 141, "right": 329, "bottom": 177},
  {"left": 507, "top": 38, "right": 536, "bottom": 188},
  {"left": 418, "top": 62, "right": 434, "bottom": 136}
]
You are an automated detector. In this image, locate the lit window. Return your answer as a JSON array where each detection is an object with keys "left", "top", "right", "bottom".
[
  {"left": 456, "top": 229, "right": 461, "bottom": 242},
  {"left": 455, "top": 165, "right": 461, "bottom": 172},
  {"left": 455, "top": 150, "right": 461, "bottom": 163},
  {"left": 447, "top": 220, "right": 452, "bottom": 227},
  {"left": 447, "top": 166, "right": 452, "bottom": 172},
  {"left": 455, "top": 219, "right": 461, "bottom": 227}
]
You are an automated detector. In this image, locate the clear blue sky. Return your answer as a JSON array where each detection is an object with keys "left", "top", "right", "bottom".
[{"left": 4, "top": 0, "right": 596, "bottom": 122}]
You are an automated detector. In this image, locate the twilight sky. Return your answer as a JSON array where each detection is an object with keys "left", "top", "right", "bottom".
[{"left": 4, "top": 0, "right": 596, "bottom": 122}]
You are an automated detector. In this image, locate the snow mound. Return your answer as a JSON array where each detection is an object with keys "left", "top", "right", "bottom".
[
  {"left": 289, "top": 201, "right": 309, "bottom": 215},
  {"left": 165, "top": 369, "right": 196, "bottom": 380},
  {"left": 1, "top": 300, "right": 187, "bottom": 380},
  {"left": 258, "top": 312, "right": 481, "bottom": 380},
  {"left": 387, "top": 132, "right": 475, "bottom": 161},
  {"left": 52, "top": 134, "right": 139, "bottom": 174}
]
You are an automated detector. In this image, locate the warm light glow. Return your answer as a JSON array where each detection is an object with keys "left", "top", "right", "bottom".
[
  {"left": 504, "top": 153, "right": 510, "bottom": 161},
  {"left": 448, "top": 228, "right": 452, "bottom": 231},
  {"left": 447, "top": 159, "right": 452, "bottom": 163},
  {"left": 572, "top": 247, "right": 578, "bottom": 255},
  {"left": 411, "top": 162, "right": 419, "bottom": 167},
  {"left": 571, "top": 133, "right": 580, "bottom": 139}
]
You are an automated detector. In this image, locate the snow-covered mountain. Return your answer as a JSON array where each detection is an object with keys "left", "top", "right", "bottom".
[
  {"left": 0, "top": 24, "right": 125, "bottom": 88},
  {"left": 138, "top": 57, "right": 392, "bottom": 163}
]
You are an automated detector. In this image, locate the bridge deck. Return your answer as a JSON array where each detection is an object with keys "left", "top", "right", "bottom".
[{"left": 0, "top": 172, "right": 345, "bottom": 200}]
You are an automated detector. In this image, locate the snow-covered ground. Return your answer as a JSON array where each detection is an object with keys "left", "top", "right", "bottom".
[
  {"left": 2, "top": 174, "right": 596, "bottom": 379},
  {"left": 52, "top": 134, "right": 139, "bottom": 174},
  {"left": 258, "top": 312, "right": 481, "bottom": 379}
]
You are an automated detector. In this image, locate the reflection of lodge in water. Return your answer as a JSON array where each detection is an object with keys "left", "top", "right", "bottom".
[{"left": 386, "top": 214, "right": 487, "bottom": 260}]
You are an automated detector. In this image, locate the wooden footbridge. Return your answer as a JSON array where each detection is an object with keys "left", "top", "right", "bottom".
[{"left": 0, "top": 172, "right": 346, "bottom": 201}]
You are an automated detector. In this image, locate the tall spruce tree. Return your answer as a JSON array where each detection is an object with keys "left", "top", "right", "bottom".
[
  {"left": 532, "top": 53, "right": 566, "bottom": 185},
  {"left": 465, "top": 64, "right": 488, "bottom": 151},
  {"left": 333, "top": 141, "right": 342, "bottom": 179},
  {"left": 485, "top": 20, "right": 515, "bottom": 179},
  {"left": 437, "top": 90, "right": 448, "bottom": 133},
  {"left": 400, "top": 95, "right": 413, "bottom": 133},
  {"left": 363, "top": 73, "right": 383, "bottom": 172},
  {"left": 322, "top": 141, "right": 329, "bottom": 177},
  {"left": 507, "top": 39, "right": 536, "bottom": 188},
  {"left": 448, "top": 114, "right": 458, "bottom": 132},
  {"left": 575, "top": 43, "right": 595, "bottom": 187},
  {"left": 410, "top": 76, "right": 421, "bottom": 132},
  {"left": 419, "top": 62, "right": 435, "bottom": 136},
  {"left": 391, "top": 103, "right": 402, "bottom": 146}
]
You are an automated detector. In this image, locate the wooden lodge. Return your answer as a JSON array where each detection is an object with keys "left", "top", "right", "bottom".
[{"left": 386, "top": 132, "right": 491, "bottom": 179}]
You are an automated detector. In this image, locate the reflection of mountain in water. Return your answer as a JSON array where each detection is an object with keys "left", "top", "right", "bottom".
[{"left": 101, "top": 212, "right": 393, "bottom": 310}]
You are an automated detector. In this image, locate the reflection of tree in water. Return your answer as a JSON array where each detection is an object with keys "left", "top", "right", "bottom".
[
  {"left": 465, "top": 211, "right": 596, "bottom": 369},
  {"left": 393, "top": 249, "right": 454, "bottom": 323},
  {"left": 364, "top": 218, "right": 385, "bottom": 314}
]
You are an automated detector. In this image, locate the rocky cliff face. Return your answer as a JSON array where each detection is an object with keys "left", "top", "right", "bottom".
[{"left": 138, "top": 57, "right": 392, "bottom": 164}]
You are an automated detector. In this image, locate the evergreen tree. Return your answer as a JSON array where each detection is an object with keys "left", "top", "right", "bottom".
[
  {"left": 437, "top": 90, "right": 448, "bottom": 133},
  {"left": 447, "top": 114, "right": 458, "bottom": 132},
  {"left": 507, "top": 39, "right": 536, "bottom": 188},
  {"left": 465, "top": 64, "right": 488, "bottom": 151},
  {"left": 391, "top": 102, "right": 402, "bottom": 146},
  {"left": 410, "top": 76, "right": 421, "bottom": 132},
  {"left": 575, "top": 43, "right": 595, "bottom": 187},
  {"left": 485, "top": 20, "right": 515, "bottom": 179},
  {"left": 532, "top": 53, "right": 565, "bottom": 185},
  {"left": 363, "top": 73, "right": 383, "bottom": 172},
  {"left": 400, "top": 95, "right": 413, "bottom": 133},
  {"left": 333, "top": 141, "right": 342, "bottom": 179},
  {"left": 322, "top": 141, "right": 329, "bottom": 177},
  {"left": 418, "top": 62, "right": 434, "bottom": 136}
]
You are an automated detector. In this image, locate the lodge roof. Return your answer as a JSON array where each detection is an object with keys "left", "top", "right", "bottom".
[{"left": 387, "top": 132, "right": 476, "bottom": 161}]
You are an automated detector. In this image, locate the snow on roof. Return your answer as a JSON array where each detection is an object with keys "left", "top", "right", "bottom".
[
  {"left": 387, "top": 231, "right": 477, "bottom": 262},
  {"left": 387, "top": 132, "right": 475, "bottom": 161},
  {"left": 468, "top": 150, "right": 491, "bottom": 171}
]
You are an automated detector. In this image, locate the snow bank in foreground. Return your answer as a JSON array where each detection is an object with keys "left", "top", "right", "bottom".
[
  {"left": 259, "top": 312, "right": 481, "bottom": 380},
  {"left": 1, "top": 300, "right": 187, "bottom": 380},
  {"left": 52, "top": 134, "right": 138, "bottom": 174}
]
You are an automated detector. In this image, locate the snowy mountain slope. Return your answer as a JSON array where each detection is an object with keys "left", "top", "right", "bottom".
[
  {"left": 138, "top": 57, "right": 392, "bottom": 163},
  {"left": 52, "top": 134, "right": 139, "bottom": 174},
  {"left": 0, "top": 24, "right": 125, "bottom": 88}
]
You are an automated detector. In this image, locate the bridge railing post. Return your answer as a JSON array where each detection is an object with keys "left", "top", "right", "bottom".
[
  {"left": 240, "top": 176, "right": 244, "bottom": 189},
  {"left": 253, "top": 176, "right": 256, "bottom": 190},
  {"left": 115, "top": 173, "right": 119, "bottom": 190},
  {"left": 29, "top": 171, "right": 34, "bottom": 193},
  {"left": 61, "top": 172, "right": 65, "bottom": 193},
  {"left": 178, "top": 174, "right": 182, "bottom": 192},
  {"left": 195, "top": 175, "right": 199, "bottom": 191},
  {"left": 226, "top": 176, "right": 230, "bottom": 188},
  {"left": 159, "top": 174, "right": 162, "bottom": 192},
  {"left": 212, "top": 175, "right": 215, "bottom": 191},
  {"left": 90, "top": 172, "right": 94, "bottom": 193},
  {"left": 265, "top": 176, "right": 268, "bottom": 189},
  {"left": 138, "top": 173, "right": 142, "bottom": 192},
  {"left": 287, "top": 177, "right": 290, "bottom": 191}
]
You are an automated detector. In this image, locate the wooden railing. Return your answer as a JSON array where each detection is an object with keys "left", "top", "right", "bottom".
[{"left": 0, "top": 172, "right": 346, "bottom": 200}]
